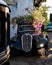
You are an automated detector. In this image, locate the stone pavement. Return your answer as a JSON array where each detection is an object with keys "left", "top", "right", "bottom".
[{"left": 9, "top": 55, "right": 52, "bottom": 65}]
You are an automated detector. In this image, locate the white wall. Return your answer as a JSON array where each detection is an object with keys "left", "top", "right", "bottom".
[
  {"left": 46, "top": 0, "right": 52, "bottom": 19},
  {"left": 9, "top": 0, "right": 33, "bottom": 18}
]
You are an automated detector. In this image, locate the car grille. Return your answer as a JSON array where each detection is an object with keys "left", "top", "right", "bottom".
[{"left": 21, "top": 33, "right": 32, "bottom": 52}]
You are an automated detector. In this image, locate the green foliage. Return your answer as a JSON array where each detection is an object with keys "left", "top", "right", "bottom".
[
  {"left": 44, "top": 19, "right": 50, "bottom": 29},
  {"left": 32, "top": 4, "right": 50, "bottom": 30},
  {"left": 16, "top": 16, "right": 24, "bottom": 24},
  {"left": 16, "top": 15, "right": 33, "bottom": 24}
]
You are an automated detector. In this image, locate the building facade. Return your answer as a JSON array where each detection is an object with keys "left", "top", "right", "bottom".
[
  {"left": 4, "top": 0, "right": 33, "bottom": 18},
  {"left": 4, "top": 0, "right": 47, "bottom": 18},
  {"left": 46, "top": 0, "right": 52, "bottom": 21}
]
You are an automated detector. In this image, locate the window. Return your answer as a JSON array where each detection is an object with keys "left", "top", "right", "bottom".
[
  {"left": 33, "top": 0, "right": 46, "bottom": 7},
  {"left": 4, "top": 0, "right": 17, "bottom": 5},
  {"left": 50, "top": 14, "right": 52, "bottom": 22}
]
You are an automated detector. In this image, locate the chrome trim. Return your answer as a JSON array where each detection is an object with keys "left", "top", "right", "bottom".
[
  {"left": 21, "top": 33, "right": 32, "bottom": 52},
  {"left": 0, "top": 50, "right": 6, "bottom": 57},
  {"left": 19, "top": 25, "right": 32, "bottom": 27},
  {"left": 0, "top": 46, "right": 10, "bottom": 57},
  {"left": 0, "top": 48, "right": 10, "bottom": 60},
  {"left": 19, "top": 30, "right": 35, "bottom": 33},
  {"left": 0, "top": 54, "right": 10, "bottom": 65},
  {"left": 0, "top": 46, "right": 10, "bottom": 64},
  {"left": 0, "top": 53, "right": 8, "bottom": 60}
]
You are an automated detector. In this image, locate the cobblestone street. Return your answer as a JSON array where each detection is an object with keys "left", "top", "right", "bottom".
[{"left": 9, "top": 56, "right": 52, "bottom": 65}]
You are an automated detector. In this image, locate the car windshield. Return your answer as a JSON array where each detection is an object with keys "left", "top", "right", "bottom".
[{"left": 19, "top": 25, "right": 35, "bottom": 32}]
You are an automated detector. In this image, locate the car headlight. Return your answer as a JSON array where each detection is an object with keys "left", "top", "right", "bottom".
[
  {"left": 7, "top": 45, "right": 10, "bottom": 54},
  {"left": 40, "top": 44, "right": 44, "bottom": 47},
  {"left": 7, "top": 45, "right": 10, "bottom": 51}
]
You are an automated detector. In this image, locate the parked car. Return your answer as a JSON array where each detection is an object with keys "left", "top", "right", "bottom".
[
  {"left": 0, "top": 0, "right": 10, "bottom": 65},
  {"left": 46, "top": 22, "right": 52, "bottom": 31},
  {"left": 10, "top": 21, "right": 49, "bottom": 56}
]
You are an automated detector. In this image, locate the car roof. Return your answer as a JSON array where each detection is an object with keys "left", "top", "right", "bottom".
[
  {"left": 0, "top": 0, "right": 7, "bottom": 6},
  {"left": 0, "top": 0, "right": 11, "bottom": 12}
]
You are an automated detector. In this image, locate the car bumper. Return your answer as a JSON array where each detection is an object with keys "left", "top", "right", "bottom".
[{"left": 0, "top": 46, "right": 10, "bottom": 65}]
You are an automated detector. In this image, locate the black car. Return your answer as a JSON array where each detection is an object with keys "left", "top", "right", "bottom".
[
  {"left": 0, "top": 0, "right": 10, "bottom": 65},
  {"left": 10, "top": 21, "right": 49, "bottom": 56}
]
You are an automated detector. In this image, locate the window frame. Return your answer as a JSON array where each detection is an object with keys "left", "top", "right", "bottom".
[{"left": 4, "top": 0, "right": 17, "bottom": 5}]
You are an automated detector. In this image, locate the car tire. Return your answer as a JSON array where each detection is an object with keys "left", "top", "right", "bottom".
[{"left": 2, "top": 61, "right": 10, "bottom": 65}]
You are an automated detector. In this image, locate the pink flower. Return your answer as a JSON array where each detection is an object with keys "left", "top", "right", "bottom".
[
  {"left": 38, "top": 23, "right": 42, "bottom": 28},
  {"left": 33, "top": 19, "right": 43, "bottom": 33}
]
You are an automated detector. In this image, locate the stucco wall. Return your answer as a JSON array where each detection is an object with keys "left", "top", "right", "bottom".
[{"left": 9, "top": 0, "right": 33, "bottom": 18}]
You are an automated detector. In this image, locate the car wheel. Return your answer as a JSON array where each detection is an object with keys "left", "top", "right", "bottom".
[{"left": 2, "top": 61, "right": 10, "bottom": 65}]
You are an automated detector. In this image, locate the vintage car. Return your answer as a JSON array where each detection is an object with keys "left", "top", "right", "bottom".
[
  {"left": 10, "top": 21, "right": 49, "bottom": 56},
  {"left": 0, "top": 0, "right": 10, "bottom": 65}
]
